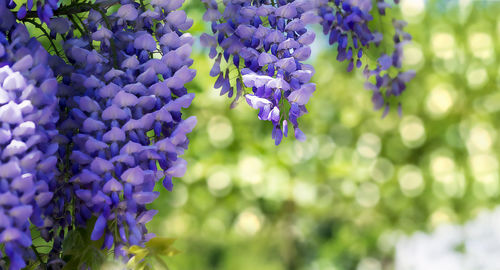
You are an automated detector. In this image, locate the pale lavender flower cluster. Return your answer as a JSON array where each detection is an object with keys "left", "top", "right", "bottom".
[
  {"left": 54, "top": 0, "right": 196, "bottom": 259},
  {"left": 0, "top": 22, "right": 60, "bottom": 270},
  {"left": 201, "top": 0, "right": 321, "bottom": 145}
]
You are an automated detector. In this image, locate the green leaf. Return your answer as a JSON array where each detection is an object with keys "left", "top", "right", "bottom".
[
  {"left": 144, "top": 237, "right": 177, "bottom": 255},
  {"left": 83, "top": 247, "right": 107, "bottom": 270},
  {"left": 62, "top": 229, "right": 85, "bottom": 256}
]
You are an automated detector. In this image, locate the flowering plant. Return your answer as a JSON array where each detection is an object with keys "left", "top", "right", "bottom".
[{"left": 0, "top": 0, "right": 412, "bottom": 269}]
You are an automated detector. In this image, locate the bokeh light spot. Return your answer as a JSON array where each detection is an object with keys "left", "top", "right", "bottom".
[{"left": 399, "top": 116, "right": 426, "bottom": 148}]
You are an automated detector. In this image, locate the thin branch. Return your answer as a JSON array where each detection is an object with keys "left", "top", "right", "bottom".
[
  {"left": 23, "top": 18, "right": 64, "bottom": 59},
  {"left": 14, "top": 0, "right": 119, "bottom": 19},
  {"left": 31, "top": 245, "right": 46, "bottom": 268}
]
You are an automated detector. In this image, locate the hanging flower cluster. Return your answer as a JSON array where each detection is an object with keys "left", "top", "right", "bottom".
[
  {"left": 0, "top": 22, "right": 60, "bottom": 269},
  {"left": 53, "top": 0, "right": 196, "bottom": 260},
  {"left": 201, "top": 0, "right": 322, "bottom": 144},
  {"left": 318, "top": 0, "right": 376, "bottom": 71},
  {"left": 316, "top": 0, "right": 414, "bottom": 116},
  {"left": 364, "top": 19, "right": 415, "bottom": 116}
]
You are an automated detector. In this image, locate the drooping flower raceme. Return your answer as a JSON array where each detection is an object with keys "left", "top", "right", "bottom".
[
  {"left": 0, "top": 23, "right": 60, "bottom": 270},
  {"left": 318, "top": 0, "right": 377, "bottom": 71},
  {"left": 317, "top": 0, "right": 414, "bottom": 116},
  {"left": 363, "top": 19, "right": 415, "bottom": 117},
  {"left": 54, "top": 0, "right": 196, "bottom": 259},
  {"left": 201, "top": 0, "right": 321, "bottom": 145}
]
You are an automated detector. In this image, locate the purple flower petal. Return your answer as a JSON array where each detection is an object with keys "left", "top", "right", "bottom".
[
  {"left": 75, "top": 170, "right": 101, "bottom": 184},
  {"left": 276, "top": 57, "right": 297, "bottom": 73},
  {"left": 294, "top": 127, "right": 306, "bottom": 141},
  {"left": 258, "top": 53, "right": 278, "bottom": 66},
  {"left": 35, "top": 192, "right": 53, "bottom": 207},
  {"left": 165, "top": 93, "right": 195, "bottom": 111},
  {"left": 113, "top": 91, "right": 139, "bottom": 107},
  {"left": 102, "top": 127, "right": 126, "bottom": 142},
  {"left": 9, "top": 205, "right": 32, "bottom": 225},
  {"left": 0, "top": 228, "right": 23, "bottom": 242},
  {"left": 137, "top": 210, "right": 158, "bottom": 224},
  {"left": 0, "top": 101, "right": 23, "bottom": 124},
  {"left": 265, "top": 30, "right": 285, "bottom": 43},
  {"left": 3, "top": 72, "right": 27, "bottom": 90},
  {"left": 102, "top": 178, "right": 123, "bottom": 193},
  {"left": 102, "top": 105, "right": 128, "bottom": 121},
  {"left": 293, "top": 46, "right": 311, "bottom": 61},
  {"left": 267, "top": 77, "right": 290, "bottom": 91},
  {"left": 285, "top": 18, "right": 305, "bottom": 32},
  {"left": 117, "top": 4, "right": 138, "bottom": 21},
  {"left": 90, "top": 157, "right": 114, "bottom": 174},
  {"left": 121, "top": 55, "right": 139, "bottom": 69},
  {"left": 2, "top": 140, "right": 28, "bottom": 158},
  {"left": 76, "top": 190, "right": 92, "bottom": 201},
  {"left": 82, "top": 118, "right": 106, "bottom": 133},
  {"left": 91, "top": 214, "right": 107, "bottom": 241},
  {"left": 12, "top": 121, "right": 35, "bottom": 137},
  {"left": 160, "top": 32, "right": 181, "bottom": 48},
  {"left": 288, "top": 83, "right": 315, "bottom": 105},
  {"left": 134, "top": 33, "right": 156, "bottom": 51},
  {"left": 120, "top": 141, "right": 144, "bottom": 155},
  {"left": 298, "top": 31, "right": 315, "bottom": 45},
  {"left": 110, "top": 154, "right": 135, "bottom": 166},
  {"left": 156, "top": 107, "right": 173, "bottom": 122},
  {"left": 0, "top": 128, "right": 11, "bottom": 144},
  {"left": 11, "top": 174, "right": 34, "bottom": 193},
  {"left": 278, "top": 38, "right": 300, "bottom": 51},
  {"left": 132, "top": 192, "right": 159, "bottom": 205},
  {"left": 70, "top": 150, "right": 93, "bottom": 164},
  {"left": 291, "top": 70, "right": 314, "bottom": 83},
  {"left": 79, "top": 96, "right": 101, "bottom": 112},
  {"left": 98, "top": 83, "right": 121, "bottom": 98},
  {"left": 12, "top": 55, "right": 33, "bottom": 72},
  {"left": 135, "top": 97, "right": 154, "bottom": 111},
  {"left": 84, "top": 137, "right": 108, "bottom": 153},
  {"left": 245, "top": 95, "right": 273, "bottom": 110},
  {"left": 20, "top": 150, "right": 42, "bottom": 170},
  {"left": 242, "top": 72, "right": 272, "bottom": 88},
  {"left": 0, "top": 160, "right": 21, "bottom": 178},
  {"left": 155, "top": 138, "right": 176, "bottom": 153},
  {"left": 121, "top": 166, "right": 145, "bottom": 185},
  {"left": 378, "top": 54, "right": 392, "bottom": 70},
  {"left": 235, "top": 25, "right": 255, "bottom": 39},
  {"left": 166, "top": 10, "right": 187, "bottom": 26},
  {"left": 37, "top": 156, "right": 57, "bottom": 172},
  {"left": 276, "top": 4, "right": 297, "bottom": 18},
  {"left": 170, "top": 116, "right": 197, "bottom": 145},
  {"left": 92, "top": 27, "right": 113, "bottom": 41}
]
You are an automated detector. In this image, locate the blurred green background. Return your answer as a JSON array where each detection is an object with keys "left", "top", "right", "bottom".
[{"left": 147, "top": 0, "right": 500, "bottom": 269}]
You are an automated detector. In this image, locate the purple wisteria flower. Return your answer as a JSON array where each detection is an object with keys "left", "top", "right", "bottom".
[
  {"left": 201, "top": 0, "right": 321, "bottom": 145},
  {"left": 54, "top": 0, "right": 196, "bottom": 259},
  {"left": 0, "top": 22, "right": 60, "bottom": 270}
]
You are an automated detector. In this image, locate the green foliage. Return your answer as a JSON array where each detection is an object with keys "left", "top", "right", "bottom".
[
  {"left": 61, "top": 223, "right": 106, "bottom": 269},
  {"left": 125, "top": 238, "right": 180, "bottom": 270}
]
